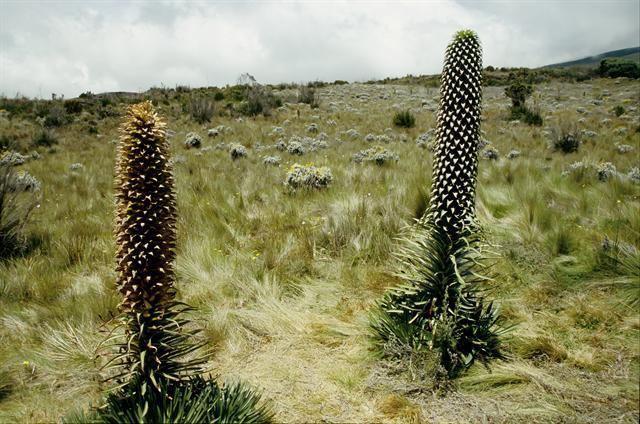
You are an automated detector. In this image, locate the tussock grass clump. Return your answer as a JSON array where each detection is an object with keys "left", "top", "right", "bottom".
[
  {"left": 550, "top": 121, "right": 580, "bottom": 153},
  {"left": 613, "top": 105, "right": 625, "bottom": 117},
  {"left": 594, "top": 241, "right": 640, "bottom": 307},
  {"left": 511, "top": 105, "right": 543, "bottom": 126},
  {"left": 511, "top": 335, "right": 568, "bottom": 363},
  {"left": 0, "top": 164, "right": 40, "bottom": 259},
  {"left": 0, "top": 368, "right": 14, "bottom": 402},
  {"left": 392, "top": 110, "right": 416, "bottom": 128}
]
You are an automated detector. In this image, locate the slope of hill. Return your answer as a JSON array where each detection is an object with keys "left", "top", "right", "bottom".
[{"left": 544, "top": 47, "right": 640, "bottom": 68}]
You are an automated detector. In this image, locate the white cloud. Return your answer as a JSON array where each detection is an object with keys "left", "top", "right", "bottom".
[{"left": 0, "top": 0, "right": 638, "bottom": 98}]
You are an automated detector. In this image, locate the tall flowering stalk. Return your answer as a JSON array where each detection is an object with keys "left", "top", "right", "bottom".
[
  {"left": 426, "top": 29, "right": 483, "bottom": 237},
  {"left": 114, "top": 101, "right": 203, "bottom": 388},
  {"left": 90, "top": 101, "right": 271, "bottom": 422},
  {"left": 371, "top": 31, "right": 503, "bottom": 378}
]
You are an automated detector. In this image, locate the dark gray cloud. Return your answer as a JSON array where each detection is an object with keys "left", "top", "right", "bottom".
[{"left": 0, "top": 0, "right": 638, "bottom": 98}]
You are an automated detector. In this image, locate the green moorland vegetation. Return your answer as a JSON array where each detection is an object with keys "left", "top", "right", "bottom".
[{"left": 0, "top": 66, "right": 639, "bottom": 422}]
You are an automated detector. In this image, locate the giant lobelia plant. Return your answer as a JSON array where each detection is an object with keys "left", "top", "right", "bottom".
[
  {"left": 77, "top": 101, "right": 271, "bottom": 423},
  {"left": 370, "top": 30, "right": 504, "bottom": 379}
]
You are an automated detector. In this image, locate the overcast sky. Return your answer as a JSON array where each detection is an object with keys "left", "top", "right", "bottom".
[{"left": 1, "top": 0, "right": 638, "bottom": 98}]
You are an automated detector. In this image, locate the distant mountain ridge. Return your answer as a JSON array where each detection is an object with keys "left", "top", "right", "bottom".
[{"left": 543, "top": 47, "right": 640, "bottom": 69}]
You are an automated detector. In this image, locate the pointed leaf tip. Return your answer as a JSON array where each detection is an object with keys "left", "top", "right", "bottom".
[{"left": 453, "top": 29, "right": 478, "bottom": 42}]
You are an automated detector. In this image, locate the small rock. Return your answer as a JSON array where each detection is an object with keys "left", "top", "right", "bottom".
[{"left": 0, "top": 151, "right": 28, "bottom": 166}]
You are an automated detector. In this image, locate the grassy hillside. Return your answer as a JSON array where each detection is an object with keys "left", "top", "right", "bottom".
[
  {"left": 0, "top": 78, "right": 639, "bottom": 422},
  {"left": 544, "top": 47, "right": 640, "bottom": 69}
]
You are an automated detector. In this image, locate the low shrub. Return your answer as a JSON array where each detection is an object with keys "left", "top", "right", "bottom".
[
  {"left": 63, "top": 99, "right": 84, "bottom": 114},
  {"left": 550, "top": 122, "right": 580, "bottom": 153},
  {"left": 287, "top": 141, "right": 306, "bottom": 156},
  {"left": 190, "top": 97, "right": 215, "bottom": 123},
  {"left": 510, "top": 106, "right": 543, "bottom": 126},
  {"left": 0, "top": 164, "right": 40, "bottom": 259},
  {"left": 284, "top": 163, "right": 332, "bottom": 190},
  {"left": 628, "top": 167, "right": 640, "bottom": 184},
  {"left": 32, "top": 128, "right": 58, "bottom": 147},
  {"left": 599, "top": 58, "right": 640, "bottom": 79},
  {"left": 297, "top": 84, "right": 320, "bottom": 108},
  {"left": 615, "top": 143, "right": 633, "bottom": 154},
  {"left": 613, "top": 105, "right": 625, "bottom": 117},
  {"left": 0, "top": 152, "right": 27, "bottom": 166},
  {"left": 351, "top": 146, "right": 399, "bottom": 165},
  {"left": 184, "top": 132, "right": 202, "bottom": 149},
  {"left": 415, "top": 131, "right": 435, "bottom": 150},
  {"left": 262, "top": 155, "right": 281, "bottom": 166},
  {"left": 43, "top": 104, "right": 69, "bottom": 128},
  {"left": 481, "top": 147, "right": 500, "bottom": 160},
  {"left": 237, "top": 85, "right": 279, "bottom": 117},
  {"left": 0, "top": 134, "right": 17, "bottom": 152},
  {"left": 505, "top": 81, "right": 533, "bottom": 108},
  {"left": 596, "top": 162, "right": 617, "bottom": 182},
  {"left": 561, "top": 161, "right": 591, "bottom": 180},
  {"left": 229, "top": 143, "right": 248, "bottom": 160},
  {"left": 12, "top": 170, "right": 41, "bottom": 191}
]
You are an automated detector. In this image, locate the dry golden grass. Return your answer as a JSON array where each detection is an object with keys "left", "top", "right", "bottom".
[{"left": 0, "top": 78, "right": 638, "bottom": 422}]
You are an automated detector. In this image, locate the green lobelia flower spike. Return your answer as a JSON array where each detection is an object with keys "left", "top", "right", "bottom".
[
  {"left": 370, "top": 31, "right": 504, "bottom": 379},
  {"left": 426, "top": 29, "right": 483, "bottom": 238}
]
